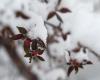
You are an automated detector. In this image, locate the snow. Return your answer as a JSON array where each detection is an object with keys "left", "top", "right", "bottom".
[
  {"left": 0, "top": 0, "right": 100, "bottom": 80},
  {"left": 0, "top": 47, "right": 26, "bottom": 80}
]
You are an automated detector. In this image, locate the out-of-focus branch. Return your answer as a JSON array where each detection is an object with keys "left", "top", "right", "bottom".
[
  {"left": 0, "top": 27, "right": 38, "bottom": 80},
  {"left": 44, "top": 21, "right": 57, "bottom": 28},
  {"left": 78, "top": 42, "right": 100, "bottom": 61}
]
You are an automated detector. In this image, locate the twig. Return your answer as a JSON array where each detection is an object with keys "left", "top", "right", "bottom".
[
  {"left": 78, "top": 43, "right": 100, "bottom": 61},
  {"left": 44, "top": 21, "right": 57, "bottom": 28},
  {"left": 0, "top": 36, "right": 38, "bottom": 80},
  {"left": 0, "top": 27, "right": 38, "bottom": 80}
]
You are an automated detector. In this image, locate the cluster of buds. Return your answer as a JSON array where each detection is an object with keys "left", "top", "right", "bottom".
[
  {"left": 10, "top": 27, "right": 46, "bottom": 63},
  {"left": 67, "top": 57, "right": 93, "bottom": 76}
]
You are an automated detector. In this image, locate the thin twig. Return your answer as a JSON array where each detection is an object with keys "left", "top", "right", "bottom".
[
  {"left": 44, "top": 21, "right": 57, "bottom": 28},
  {"left": 0, "top": 36, "right": 38, "bottom": 80},
  {"left": 78, "top": 42, "right": 100, "bottom": 61},
  {"left": 0, "top": 27, "right": 38, "bottom": 80}
]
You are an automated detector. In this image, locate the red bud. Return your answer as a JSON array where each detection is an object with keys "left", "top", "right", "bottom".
[{"left": 32, "top": 51, "right": 38, "bottom": 56}]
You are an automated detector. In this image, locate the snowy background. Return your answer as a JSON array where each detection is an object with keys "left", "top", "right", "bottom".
[{"left": 0, "top": 0, "right": 100, "bottom": 80}]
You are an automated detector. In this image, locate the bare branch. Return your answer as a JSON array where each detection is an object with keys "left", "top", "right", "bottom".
[
  {"left": 0, "top": 27, "right": 38, "bottom": 80},
  {"left": 78, "top": 42, "right": 100, "bottom": 61}
]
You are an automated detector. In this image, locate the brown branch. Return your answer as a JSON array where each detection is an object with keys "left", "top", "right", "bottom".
[
  {"left": 78, "top": 42, "right": 100, "bottom": 61},
  {"left": 0, "top": 27, "right": 38, "bottom": 80},
  {"left": 44, "top": 21, "right": 57, "bottom": 28},
  {"left": 0, "top": 36, "right": 38, "bottom": 80}
]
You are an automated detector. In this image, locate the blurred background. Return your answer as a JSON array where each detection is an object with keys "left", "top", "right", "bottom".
[{"left": 0, "top": 0, "right": 100, "bottom": 80}]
